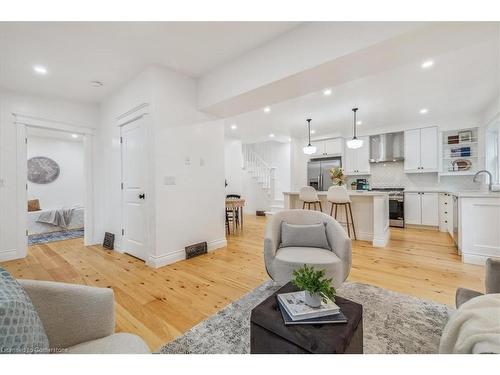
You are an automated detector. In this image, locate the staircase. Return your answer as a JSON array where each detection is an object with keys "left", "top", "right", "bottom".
[{"left": 242, "top": 145, "right": 284, "bottom": 213}]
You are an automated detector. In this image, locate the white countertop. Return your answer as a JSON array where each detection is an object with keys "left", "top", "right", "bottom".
[
  {"left": 403, "top": 189, "right": 500, "bottom": 198},
  {"left": 283, "top": 190, "right": 389, "bottom": 196}
]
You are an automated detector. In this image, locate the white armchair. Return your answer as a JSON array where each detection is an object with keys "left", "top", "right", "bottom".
[
  {"left": 19, "top": 279, "right": 150, "bottom": 354},
  {"left": 264, "top": 210, "right": 352, "bottom": 287}
]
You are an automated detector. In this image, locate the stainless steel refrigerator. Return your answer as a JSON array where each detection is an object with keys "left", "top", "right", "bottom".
[{"left": 307, "top": 157, "right": 342, "bottom": 191}]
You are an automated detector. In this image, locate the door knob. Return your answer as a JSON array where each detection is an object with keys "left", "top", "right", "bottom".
[{"left": 138, "top": 193, "right": 145, "bottom": 199}]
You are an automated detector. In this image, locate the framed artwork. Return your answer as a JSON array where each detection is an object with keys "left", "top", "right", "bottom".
[
  {"left": 458, "top": 130, "right": 472, "bottom": 143},
  {"left": 27, "top": 156, "right": 60, "bottom": 184}
]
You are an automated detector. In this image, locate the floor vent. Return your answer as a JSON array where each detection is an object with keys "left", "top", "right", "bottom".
[{"left": 185, "top": 241, "right": 207, "bottom": 259}]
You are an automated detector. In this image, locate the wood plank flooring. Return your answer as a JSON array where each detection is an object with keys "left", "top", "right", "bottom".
[{"left": 0, "top": 215, "right": 484, "bottom": 351}]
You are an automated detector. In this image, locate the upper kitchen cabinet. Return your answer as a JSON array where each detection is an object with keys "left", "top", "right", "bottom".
[
  {"left": 344, "top": 136, "right": 370, "bottom": 175},
  {"left": 404, "top": 126, "right": 438, "bottom": 173},
  {"left": 310, "top": 138, "right": 343, "bottom": 157}
]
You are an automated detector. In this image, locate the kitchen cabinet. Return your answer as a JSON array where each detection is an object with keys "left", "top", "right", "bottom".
[
  {"left": 324, "top": 138, "right": 343, "bottom": 155},
  {"left": 310, "top": 138, "right": 343, "bottom": 157},
  {"left": 460, "top": 196, "right": 500, "bottom": 265},
  {"left": 404, "top": 192, "right": 439, "bottom": 226},
  {"left": 404, "top": 126, "right": 438, "bottom": 173},
  {"left": 439, "top": 193, "right": 453, "bottom": 234},
  {"left": 421, "top": 192, "right": 439, "bottom": 226},
  {"left": 344, "top": 136, "right": 370, "bottom": 175}
]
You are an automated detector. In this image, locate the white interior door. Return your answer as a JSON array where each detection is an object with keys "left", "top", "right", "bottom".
[{"left": 121, "top": 118, "right": 148, "bottom": 261}]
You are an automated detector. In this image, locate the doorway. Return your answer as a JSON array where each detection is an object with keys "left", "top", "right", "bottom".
[
  {"left": 15, "top": 114, "right": 95, "bottom": 257},
  {"left": 26, "top": 128, "right": 85, "bottom": 245}
]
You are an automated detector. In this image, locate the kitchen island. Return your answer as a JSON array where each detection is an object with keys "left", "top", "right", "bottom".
[{"left": 283, "top": 191, "right": 390, "bottom": 247}]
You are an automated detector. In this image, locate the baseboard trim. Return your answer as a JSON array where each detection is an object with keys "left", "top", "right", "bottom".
[
  {"left": 462, "top": 253, "right": 497, "bottom": 265},
  {"left": 147, "top": 238, "right": 227, "bottom": 269},
  {"left": 404, "top": 224, "right": 439, "bottom": 231},
  {"left": 0, "top": 249, "right": 22, "bottom": 262}
]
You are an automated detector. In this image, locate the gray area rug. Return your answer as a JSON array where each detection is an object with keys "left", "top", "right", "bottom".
[{"left": 160, "top": 280, "right": 453, "bottom": 354}]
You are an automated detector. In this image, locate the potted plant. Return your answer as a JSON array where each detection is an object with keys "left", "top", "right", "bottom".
[
  {"left": 291, "top": 265, "right": 336, "bottom": 308},
  {"left": 329, "top": 167, "right": 346, "bottom": 186}
]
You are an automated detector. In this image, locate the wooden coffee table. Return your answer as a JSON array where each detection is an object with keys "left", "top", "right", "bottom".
[{"left": 250, "top": 282, "right": 363, "bottom": 354}]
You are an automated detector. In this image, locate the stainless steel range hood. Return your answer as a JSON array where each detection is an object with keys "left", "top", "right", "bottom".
[{"left": 369, "top": 132, "right": 404, "bottom": 163}]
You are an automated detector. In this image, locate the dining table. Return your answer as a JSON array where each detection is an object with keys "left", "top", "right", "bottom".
[{"left": 225, "top": 197, "right": 245, "bottom": 234}]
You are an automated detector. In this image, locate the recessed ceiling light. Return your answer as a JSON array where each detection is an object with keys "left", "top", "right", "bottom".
[
  {"left": 269, "top": 133, "right": 275, "bottom": 138},
  {"left": 71, "top": 134, "right": 79, "bottom": 138},
  {"left": 310, "top": 129, "right": 316, "bottom": 134},
  {"left": 419, "top": 108, "right": 429, "bottom": 114},
  {"left": 421, "top": 60, "right": 434, "bottom": 69},
  {"left": 230, "top": 124, "right": 237, "bottom": 130},
  {"left": 90, "top": 80, "right": 104, "bottom": 88},
  {"left": 357, "top": 120, "right": 362, "bottom": 125},
  {"left": 263, "top": 107, "right": 271, "bottom": 113},
  {"left": 323, "top": 88, "right": 332, "bottom": 96},
  {"left": 33, "top": 65, "right": 48, "bottom": 75}
]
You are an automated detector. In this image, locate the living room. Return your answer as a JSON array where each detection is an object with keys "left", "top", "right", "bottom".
[{"left": 1, "top": 1, "right": 499, "bottom": 373}]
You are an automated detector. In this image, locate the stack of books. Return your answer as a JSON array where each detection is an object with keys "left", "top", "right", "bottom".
[{"left": 277, "top": 291, "right": 347, "bottom": 325}]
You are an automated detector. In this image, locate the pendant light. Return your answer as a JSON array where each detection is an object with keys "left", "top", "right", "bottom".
[
  {"left": 303, "top": 118, "right": 317, "bottom": 155},
  {"left": 346, "top": 108, "right": 363, "bottom": 149}
]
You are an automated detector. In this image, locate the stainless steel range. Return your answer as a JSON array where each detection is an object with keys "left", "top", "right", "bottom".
[{"left": 370, "top": 187, "right": 405, "bottom": 228}]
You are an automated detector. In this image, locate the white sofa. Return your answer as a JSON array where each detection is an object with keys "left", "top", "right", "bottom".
[
  {"left": 19, "top": 279, "right": 150, "bottom": 354},
  {"left": 264, "top": 210, "right": 352, "bottom": 287}
]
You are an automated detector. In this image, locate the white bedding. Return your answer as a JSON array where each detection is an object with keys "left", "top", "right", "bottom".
[{"left": 28, "top": 207, "right": 84, "bottom": 235}]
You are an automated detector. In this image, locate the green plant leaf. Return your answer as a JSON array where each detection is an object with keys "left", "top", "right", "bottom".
[{"left": 291, "top": 264, "right": 336, "bottom": 303}]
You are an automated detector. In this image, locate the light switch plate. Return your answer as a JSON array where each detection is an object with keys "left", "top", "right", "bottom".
[{"left": 164, "top": 176, "right": 176, "bottom": 185}]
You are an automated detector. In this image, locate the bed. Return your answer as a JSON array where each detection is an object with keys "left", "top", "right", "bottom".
[{"left": 27, "top": 206, "right": 84, "bottom": 235}]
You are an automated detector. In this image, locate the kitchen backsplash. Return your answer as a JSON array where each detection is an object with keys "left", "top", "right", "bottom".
[{"left": 346, "top": 161, "right": 481, "bottom": 191}]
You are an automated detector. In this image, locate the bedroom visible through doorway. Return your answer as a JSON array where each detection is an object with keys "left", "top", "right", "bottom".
[{"left": 26, "top": 128, "right": 85, "bottom": 245}]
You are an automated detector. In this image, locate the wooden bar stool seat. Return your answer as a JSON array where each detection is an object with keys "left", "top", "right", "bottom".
[
  {"left": 299, "top": 186, "right": 323, "bottom": 212},
  {"left": 327, "top": 186, "right": 357, "bottom": 240}
]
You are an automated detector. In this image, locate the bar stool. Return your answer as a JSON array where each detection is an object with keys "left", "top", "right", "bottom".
[
  {"left": 299, "top": 186, "right": 322, "bottom": 211},
  {"left": 327, "top": 186, "right": 357, "bottom": 240}
]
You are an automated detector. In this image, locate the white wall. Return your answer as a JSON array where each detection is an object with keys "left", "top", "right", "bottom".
[
  {"left": 224, "top": 138, "right": 243, "bottom": 195},
  {"left": 27, "top": 136, "right": 84, "bottom": 210},
  {"left": 154, "top": 121, "right": 226, "bottom": 265},
  {"left": 0, "top": 88, "right": 98, "bottom": 261},
  {"left": 97, "top": 66, "right": 225, "bottom": 268}
]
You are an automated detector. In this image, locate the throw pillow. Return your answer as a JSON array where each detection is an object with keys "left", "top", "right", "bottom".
[
  {"left": 280, "top": 221, "right": 331, "bottom": 250},
  {"left": 27, "top": 199, "right": 41, "bottom": 212},
  {"left": 0, "top": 267, "right": 49, "bottom": 354}
]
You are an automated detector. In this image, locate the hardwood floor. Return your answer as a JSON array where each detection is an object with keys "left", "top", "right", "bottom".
[{"left": 0, "top": 215, "right": 484, "bottom": 351}]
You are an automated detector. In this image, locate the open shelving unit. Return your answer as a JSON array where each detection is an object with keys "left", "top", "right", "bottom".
[{"left": 439, "top": 127, "right": 481, "bottom": 176}]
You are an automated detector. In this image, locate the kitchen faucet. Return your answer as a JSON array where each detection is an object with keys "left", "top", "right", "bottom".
[{"left": 473, "top": 170, "right": 493, "bottom": 191}]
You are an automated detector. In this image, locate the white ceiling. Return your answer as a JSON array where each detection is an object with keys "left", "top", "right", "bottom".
[
  {"left": 226, "top": 32, "right": 500, "bottom": 143},
  {"left": 0, "top": 22, "right": 299, "bottom": 102}
]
